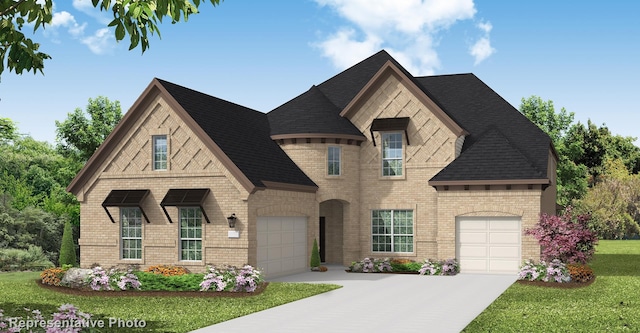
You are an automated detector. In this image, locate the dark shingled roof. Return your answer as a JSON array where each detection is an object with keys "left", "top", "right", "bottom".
[
  {"left": 416, "top": 74, "right": 552, "bottom": 182},
  {"left": 268, "top": 85, "right": 363, "bottom": 137},
  {"left": 156, "top": 79, "right": 317, "bottom": 189}
]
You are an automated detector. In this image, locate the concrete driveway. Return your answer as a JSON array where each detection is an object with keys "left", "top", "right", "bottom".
[{"left": 191, "top": 265, "right": 516, "bottom": 333}]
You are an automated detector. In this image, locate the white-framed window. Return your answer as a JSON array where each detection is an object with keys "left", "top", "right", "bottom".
[
  {"left": 371, "top": 209, "right": 413, "bottom": 253},
  {"left": 152, "top": 135, "right": 167, "bottom": 170},
  {"left": 327, "top": 146, "right": 341, "bottom": 176},
  {"left": 121, "top": 207, "right": 142, "bottom": 259},
  {"left": 382, "top": 132, "right": 403, "bottom": 176},
  {"left": 179, "top": 207, "right": 202, "bottom": 261}
]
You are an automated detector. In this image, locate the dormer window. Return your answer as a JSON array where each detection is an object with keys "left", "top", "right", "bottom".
[
  {"left": 152, "top": 135, "right": 167, "bottom": 170},
  {"left": 382, "top": 132, "right": 403, "bottom": 176}
]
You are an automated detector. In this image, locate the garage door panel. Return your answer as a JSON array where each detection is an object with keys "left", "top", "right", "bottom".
[
  {"left": 490, "top": 220, "right": 520, "bottom": 230},
  {"left": 457, "top": 217, "right": 521, "bottom": 274},
  {"left": 257, "top": 216, "right": 308, "bottom": 278},
  {"left": 458, "top": 232, "right": 488, "bottom": 243},
  {"left": 458, "top": 245, "right": 488, "bottom": 257},
  {"left": 489, "top": 232, "right": 519, "bottom": 244}
]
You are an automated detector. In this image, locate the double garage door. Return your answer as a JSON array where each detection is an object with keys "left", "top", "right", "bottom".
[
  {"left": 457, "top": 217, "right": 521, "bottom": 274},
  {"left": 257, "top": 216, "right": 307, "bottom": 278}
]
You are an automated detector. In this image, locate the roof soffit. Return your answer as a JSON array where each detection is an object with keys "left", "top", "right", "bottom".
[{"left": 339, "top": 61, "right": 467, "bottom": 137}]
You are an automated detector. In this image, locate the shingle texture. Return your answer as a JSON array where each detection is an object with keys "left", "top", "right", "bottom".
[
  {"left": 158, "top": 49, "right": 551, "bottom": 186},
  {"left": 156, "top": 79, "right": 317, "bottom": 189}
]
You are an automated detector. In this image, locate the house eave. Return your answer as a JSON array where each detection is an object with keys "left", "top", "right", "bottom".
[{"left": 428, "top": 179, "right": 550, "bottom": 187}]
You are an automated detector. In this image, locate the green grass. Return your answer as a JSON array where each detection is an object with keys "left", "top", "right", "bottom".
[
  {"left": 464, "top": 240, "right": 640, "bottom": 332},
  {"left": 0, "top": 272, "right": 341, "bottom": 332}
]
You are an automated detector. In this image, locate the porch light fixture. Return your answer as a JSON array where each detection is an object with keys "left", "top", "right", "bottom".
[{"left": 227, "top": 214, "right": 237, "bottom": 228}]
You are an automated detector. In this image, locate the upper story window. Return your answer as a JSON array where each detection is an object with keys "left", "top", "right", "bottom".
[
  {"left": 382, "top": 132, "right": 403, "bottom": 176},
  {"left": 152, "top": 135, "right": 167, "bottom": 170},
  {"left": 327, "top": 146, "right": 341, "bottom": 176}
]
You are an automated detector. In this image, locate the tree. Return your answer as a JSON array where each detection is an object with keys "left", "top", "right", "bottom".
[
  {"left": 525, "top": 207, "right": 597, "bottom": 264},
  {"left": 0, "top": 117, "right": 17, "bottom": 142},
  {"left": 574, "top": 158, "right": 640, "bottom": 239},
  {"left": 0, "top": 0, "right": 222, "bottom": 77},
  {"left": 519, "top": 96, "right": 588, "bottom": 205},
  {"left": 519, "top": 96, "right": 574, "bottom": 144},
  {"left": 55, "top": 96, "right": 123, "bottom": 161},
  {"left": 59, "top": 219, "right": 77, "bottom": 266},
  {"left": 310, "top": 238, "right": 320, "bottom": 268}
]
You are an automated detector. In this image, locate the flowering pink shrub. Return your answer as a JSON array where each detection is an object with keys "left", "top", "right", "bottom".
[
  {"left": 0, "top": 304, "right": 92, "bottom": 333},
  {"left": 418, "top": 258, "right": 459, "bottom": 276},
  {"left": 348, "top": 258, "right": 392, "bottom": 272},
  {"left": 525, "top": 207, "right": 598, "bottom": 264},
  {"left": 200, "top": 265, "right": 263, "bottom": 293}
]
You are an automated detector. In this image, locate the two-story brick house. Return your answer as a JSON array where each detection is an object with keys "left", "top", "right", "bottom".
[{"left": 67, "top": 50, "right": 556, "bottom": 277}]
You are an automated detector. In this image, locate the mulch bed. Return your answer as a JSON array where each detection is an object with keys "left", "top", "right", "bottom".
[
  {"left": 516, "top": 276, "right": 596, "bottom": 289},
  {"left": 36, "top": 280, "right": 269, "bottom": 297}
]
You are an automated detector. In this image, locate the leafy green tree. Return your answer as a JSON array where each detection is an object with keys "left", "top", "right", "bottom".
[
  {"left": 519, "top": 96, "right": 574, "bottom": 144},
  {"left": 519, "top": 96, "right": 588, "bottom": 205},
  {"left": 55, "top": 96, "right": 123, "bottom": 161},
  {"left": 575, "top": 158, "right": 640, "bottom": 239},
  {"left": 0, "top": 117, "right": 17, "bottom": 142},
  {"left": 59, "top": 219, "right": 77, "bottom": 266},
  {"left": 0, "top": 0, "right": 222, "bottom": 77}
]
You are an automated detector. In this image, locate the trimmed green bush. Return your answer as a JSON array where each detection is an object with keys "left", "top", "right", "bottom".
[
  {"left": 0, "top": 245, "right": 54, "bottom": 271},
  {"left": 310, "top": 239, "right": 321, "bottom": 268},
  {"left": 134, "top": 271, "right": 205, "bottom": 291},
  {"left": 58, "top": 220, "right": 77, "bottom": 266}
]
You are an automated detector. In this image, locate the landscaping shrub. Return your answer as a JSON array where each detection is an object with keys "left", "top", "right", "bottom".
[
  {"left": 88, "top": 266, "right": 142, "bottom": 291},
  {"left": 390, "top": 259, "right": 422, "bottom": 272},
  {"left": 144, "top": 264, "right": 190, "bottom": 276},
  {"left": 135, "top": 271, "right": 204, "bottom": 291},
  {"left": 310, "top": 238, "right": 321, "bottom": 268},
  {"left": 349, "top": 258, "right": 392, "bottom": 273},
  {"left": 58, "top": 219, "right": 77, "bottom": 267},
  {"left": 200, "top": 265, "right": 264, "bottom": 292},
  {"left": 518, "top": 259, "right": 571, "bottom": 283},
  {"left": 0, "top": 245, "right": 54, "bottom": 271},
  {"left": 525, "top": 207, "right": 598, "bottom": 264},
  {"left": 418, "top": 258, "right": 459, "bottom": 276},
  {"left": 40, "top": 267, "right": 66, "bottom": 286},
  {"left": 567, "top": 263, "right": 594, "bottom": 283}
]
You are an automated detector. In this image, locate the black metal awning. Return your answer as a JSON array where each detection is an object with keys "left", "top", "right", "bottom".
[
  {"left": 370, "top": 117, "right": 411, "bottom": 146},
  {"left": 101, "top": 190, "right": 151, "bottom": 223},
  {"left": 160, "top": 189, "right": 211, "bottom": 223}
]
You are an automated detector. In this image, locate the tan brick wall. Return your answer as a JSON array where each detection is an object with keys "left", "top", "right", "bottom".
[
  {"left": 434, "top": 186, "right": 542, "bottom": 262},
  {"left": 77, "top": 95, "right": 250, "bottom": 272}
]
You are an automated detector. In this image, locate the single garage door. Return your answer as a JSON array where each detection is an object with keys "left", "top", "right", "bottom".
[
  {"left": 456, "top": 217, "right": 521, "bottom": 274},
  {"left": 257, "top": 216, "right": 307, "bottom": 278}
]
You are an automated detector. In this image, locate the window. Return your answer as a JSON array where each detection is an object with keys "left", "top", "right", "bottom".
[
  {"left": 179, "top": 207, "right": 202, "bottom": 261},
  {"left": 121, "top": 207, "right": 142, "bottom": 259},
  {"left": 327, "top": 146, "right": 341, "bottom": 176},
  {"left": 382, "top": 132, "right": 403, "bottom": 176},
  {"left": 152, "top": 135, "right": 167, "bottom": 170},
  {"left": 371, "top": 210, "right": 413, "bottom": 252}
]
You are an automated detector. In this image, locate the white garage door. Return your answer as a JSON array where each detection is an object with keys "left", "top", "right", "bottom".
[
  {"left": 456, "top": 217, "right": 521, "bottom": 274},
  {"left": 257, "top": 216, "right": 308, "bottom": 278}
]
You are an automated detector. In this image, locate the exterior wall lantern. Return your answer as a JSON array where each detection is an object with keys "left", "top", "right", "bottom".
[{"left": 227, "top": 214, "right": 237, "bottom": 228}]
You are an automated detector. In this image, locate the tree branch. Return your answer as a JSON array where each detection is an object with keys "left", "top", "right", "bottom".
[{"left": 0, "top": 0, "right": 28, "bottom": 17}]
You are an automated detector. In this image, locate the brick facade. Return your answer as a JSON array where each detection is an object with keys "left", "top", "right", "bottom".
[{"left": 74, "top": 71, "right": 552, "bottom": 274}]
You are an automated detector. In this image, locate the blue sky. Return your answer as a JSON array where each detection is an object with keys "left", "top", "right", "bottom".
[{"left": 1, "top": 0, "right": 638, "bottom": 144}]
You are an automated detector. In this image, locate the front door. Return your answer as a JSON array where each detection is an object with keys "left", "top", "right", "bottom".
[{"left": 319, "top": 217, "right": 326, "bottom": 262}]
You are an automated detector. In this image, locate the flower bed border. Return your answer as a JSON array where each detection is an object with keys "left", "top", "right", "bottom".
[
  {"left": 516, "top": 275, "right": 596, "bottom": 289},
  {"left": 36, "top": 279, "right": 269, "bottom": 297}
]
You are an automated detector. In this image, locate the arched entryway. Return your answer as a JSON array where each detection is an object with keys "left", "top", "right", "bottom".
[{"left": 319, "top": 199, "right": 347, "bottom": 264}]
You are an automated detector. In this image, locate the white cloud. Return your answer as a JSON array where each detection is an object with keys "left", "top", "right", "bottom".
[
  {"left": 469, "top": 20, "right": 495, "bottom": 65},
  {"left": 81, "top": 28, "right": 116, "bottom": 55},
  {"left": 314, "top": 0, "right": 494, "bottom": 74}
]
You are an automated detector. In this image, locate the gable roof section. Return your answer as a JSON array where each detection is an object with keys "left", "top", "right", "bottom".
[
  {"left": 417, "top": 74, "right": 553, "bottom": 184},
  {"left": 68, "top": 78, "right": 317, "bottom": 196},
  {"left": 152, "top": 79, "right": 317, "bottom": 191}
]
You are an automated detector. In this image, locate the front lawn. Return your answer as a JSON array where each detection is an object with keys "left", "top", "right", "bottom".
[
  {"left": 0, "top": 272, "right": 340, "bottom": 332},
  {"left": 464, "top": 240, "right": 640, "bottom": 332}
]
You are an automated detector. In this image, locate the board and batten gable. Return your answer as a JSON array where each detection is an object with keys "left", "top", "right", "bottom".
[{"left": 72, "top": 84, "right": 252, "bottom": 272}]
